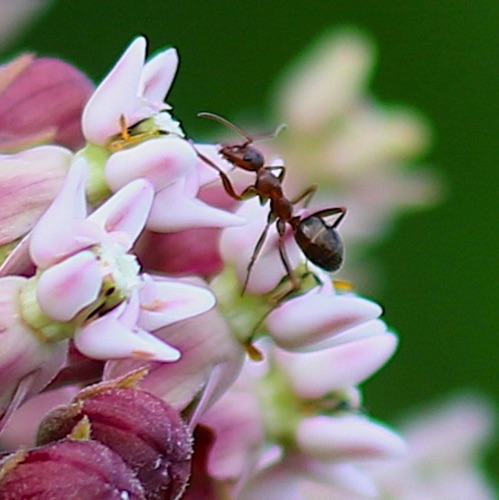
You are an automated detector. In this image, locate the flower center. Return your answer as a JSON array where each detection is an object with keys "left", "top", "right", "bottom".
[
  {"left": 20, "top": 243, "right": 142, "bottom": 343},
  {"left": 107, "top": 111, "right": 184, "bottom": 153}
]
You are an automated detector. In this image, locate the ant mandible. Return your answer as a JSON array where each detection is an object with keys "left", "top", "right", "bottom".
[{"left": 195, "top": 112, "right": 347, "bottom": 294}]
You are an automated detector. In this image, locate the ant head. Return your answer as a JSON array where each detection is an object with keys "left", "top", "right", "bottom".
[
  {"left": 220, "top": 143, "right": 264, "bottom": 171},
  {"left": 198, "top": 112, "right": 285, "bottom": 172}
]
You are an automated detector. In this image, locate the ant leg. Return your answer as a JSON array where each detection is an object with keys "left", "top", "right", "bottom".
[
  {"left": 276, "top": 219, "right": 299, "bottom": 290},
  {"left": 242, "top": 213, "right": 275, "bottom": 295},
  {"left": 308, "top": 206, "right": 347, "bottom": 228},
  {"left": 191, "top": 144, "right": 250, "bottom": 201},
  {"left": 290, "top": 184, "right": 318, "bottom": 208}
]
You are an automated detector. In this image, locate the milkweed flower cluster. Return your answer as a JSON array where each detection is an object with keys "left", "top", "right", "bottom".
[{"left": 0, "top": 33, "right": 492, "bottom": 499}]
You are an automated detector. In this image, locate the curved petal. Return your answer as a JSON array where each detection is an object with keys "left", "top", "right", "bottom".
[
  {"left": 313, "top": 318, "right": 388, "bottom": 350},
  {"left": 29, "top": 159, "right": 102, "bottom": 268},
  {"left": 105, "top": 136, "right": 196, "bottom": 192},
  {"left": 138, "top": 277, "right": 216, "bottom": 331},
  {"left": 147, "top": 183, "right": 246, "bottom": 231},
  {"left": 141, "top": 47, "right": 178, "bottom": 103},
  {"left": 74, "top": 304, "right": 180, "bottom": 362},
  {"left": 36, "top": 250, "right": 101, "bottom": 322},
  {"left": 296, "top": 415, "right": 407, "bottom": 462},
  {"left": 300, "top": 461, "right": 379, "bottom": 497},
  {"left": 82, "top": 37, "right": 147, "bottom": 144},
  {"left": 88, "top": 178, "right": 154, "bottom": 250},
  {"left": 266, "top": 289, "right": 383, "bottom": 351},
  {"left": 276, "top": 332, "right": 398, "bottom": 398},
  {"left": 0, "top": 145, "right": 70, "bottom": 246}
]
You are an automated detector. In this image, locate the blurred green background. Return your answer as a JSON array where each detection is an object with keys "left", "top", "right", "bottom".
[{"left": 5, "top": 0, "right": 498, "bottom": 476}]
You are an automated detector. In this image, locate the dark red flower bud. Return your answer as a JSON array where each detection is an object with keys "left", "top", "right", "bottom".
[
  {"left": 0, "top": 439, "right": 145, "bottom": 499},
  {"left": 0, "top": 54, "right": 94, "bottom": 151},
  {"left": 38, "top": 386, "right": 193, "bottom": 500}
]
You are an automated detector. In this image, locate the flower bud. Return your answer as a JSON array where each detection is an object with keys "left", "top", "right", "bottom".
[
  {"left": 0, "top": 439, "right": 145, "bottom": 499},
  {"left": 37, "top": 385, "right": 193, "bottom": 500},
  {"left": 0, "top": 55, "right": 94, "bottom": 151}
]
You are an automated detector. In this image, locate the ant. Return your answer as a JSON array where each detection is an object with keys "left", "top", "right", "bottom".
[{"left": 195, "top": 112, "right": 346, "bottom": 294}]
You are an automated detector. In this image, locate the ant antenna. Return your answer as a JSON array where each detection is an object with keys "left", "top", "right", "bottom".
[
  {"left": 198, "top": 112, "right": 286, "bottom": 146},
  {"left": 198, "top": 112, "right": 254, "bottom": 145}
]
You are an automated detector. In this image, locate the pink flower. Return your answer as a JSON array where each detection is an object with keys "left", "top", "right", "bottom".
[
  {"left": 13, "top": 160, "right": 216, "bottom": 363},
  {"left": 78, "top": 37, "right": 244, "bottom": 231},
  {"left": 82, "top": 36, "right": 178, "bottom": 146}
]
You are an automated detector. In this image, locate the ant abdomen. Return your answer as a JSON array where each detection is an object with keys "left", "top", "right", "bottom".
[{"left": 294, "top": 216, "right": 344, "bottom": 272}]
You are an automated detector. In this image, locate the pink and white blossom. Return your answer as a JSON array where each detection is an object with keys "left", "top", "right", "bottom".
[
  {"left": 82, "top": 36, "right": 178, "bottom": 146},
  {"left": 16, "top": 160, "right": 216, "bottom": 363},
  {"left": 79, "top": 37, "right": 244, "bottom": 231}
]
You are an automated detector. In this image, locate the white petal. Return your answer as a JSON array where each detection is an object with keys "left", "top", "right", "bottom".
[
  {"left": 36, "top": 251, "right": 101, "bottom": 321},
  {"left": 82, "top": 37, "right": 147, "bottom": 144},
  {"left": 0, "top": 145, "right": 71, "bottom": 245},
  {"left": 147, "top": 183, "right": 246, "bottom": 231},
  {"left": 297, "top": 415, "right": 407, "bottom": 462},
  {"left": 105, "top": 136, "right": 196, "bottom": 192},
  {"left": 302, "top": 461, "right": 379, "bottom": 498},
  {"left": 267, "top": 291, "right": 383, "bottom": 351},
  {"left": 141, "top": 47, "right": 178, "bottom": 103},
  {"left": 88, "top": 178, "right": 153, "bottom": 249},
  {"left": 277, "top": 332, "right": 398, "bottom": 398},
  {"left": 29, "top": 159, "right": 101, "bottom": 268},
  {"left": 75, "top": 307, "right": 180, "bottom": 362},
  {"left": 138, "top": 277, "right": 216, "bottom": 331}
]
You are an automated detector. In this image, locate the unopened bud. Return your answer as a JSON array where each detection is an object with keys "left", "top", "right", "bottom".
[
  {"left": 38, "top": 385, "right": 193, "bottom": 500},
  {"left": 0, "top": 439, "right": 145, "bottom": 499}
]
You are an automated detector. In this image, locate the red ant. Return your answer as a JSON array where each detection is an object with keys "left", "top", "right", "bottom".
[{"left": 195, "top": 112, "right": 346, "bottom": 294}]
